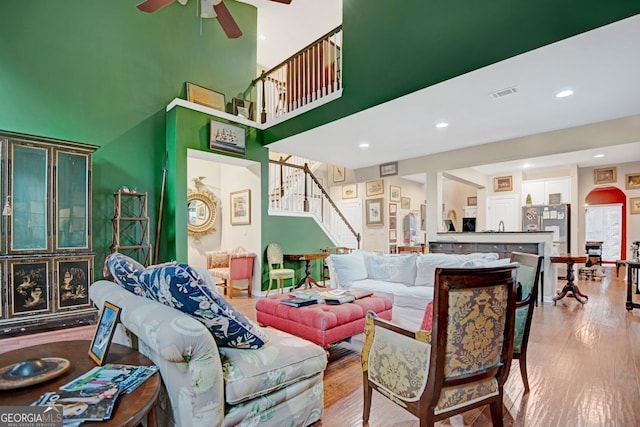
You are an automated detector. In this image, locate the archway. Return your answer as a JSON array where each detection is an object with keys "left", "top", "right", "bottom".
[{"left": 585, "top": 186, "right": 626, "bottom": 261}]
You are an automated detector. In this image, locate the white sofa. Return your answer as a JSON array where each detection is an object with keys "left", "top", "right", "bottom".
[{"left": 326, "top": 251, "right": 507, "bottom": 330}]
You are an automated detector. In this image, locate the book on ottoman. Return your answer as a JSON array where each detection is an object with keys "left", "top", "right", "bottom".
[
  {"left": 280, "top": 297, "right": 318, "bottom": 307},
  {"left": 324, "top": 295, "right": 356, "bottom": 305}
]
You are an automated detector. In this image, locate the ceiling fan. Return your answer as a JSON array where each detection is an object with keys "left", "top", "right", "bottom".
[{"left": 136, "top": 0, "right": 292, "bottom": 39}]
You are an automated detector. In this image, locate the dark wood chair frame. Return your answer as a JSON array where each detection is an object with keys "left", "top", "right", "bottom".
[
  {"left": 362, "top": 265, "right": 518, "bottom": 427},
  {"left": 510, "top": 251, "right": 543, "bottom": 392}
]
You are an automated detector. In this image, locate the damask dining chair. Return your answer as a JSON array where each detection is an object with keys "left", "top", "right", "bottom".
[
  {"left": 510, "top": 251, "right": 543, "bottom": 392},
  {"left": 266, "top": 243, "right": 295, "bottom": 295},
  {"left": 362, "top": 264, "right": 519, "bottom": 427}
]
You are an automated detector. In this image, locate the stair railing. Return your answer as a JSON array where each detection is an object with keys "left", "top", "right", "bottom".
[
  {"left": 269, "top": 159, "right": 360, "bottom": 249},
  {"left": 251, "top": 26, "right": 343, "bottom": 125}
]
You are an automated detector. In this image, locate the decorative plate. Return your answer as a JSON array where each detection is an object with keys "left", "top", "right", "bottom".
[{"left": 0, "top": 357, "right": 70, "bottom": 390}]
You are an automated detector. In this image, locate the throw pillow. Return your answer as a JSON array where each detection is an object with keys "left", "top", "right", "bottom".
[
  {"left": 328, "top": 252, "right": 368, "bottom": 289},
  {"left": 104, "top": 252, "right": 147, "bottom": 297},
  {"left": 420, "top": 301, "right": 434, "bottom": 331},
  {"left": 364, "top": 252, "right": 417, "bottom": 284},
  {"left": 207, "top": 251, "right": 229, "bottom": 268},
  {"left": 137, "top": 262, "right": 268, "bottom": 349}
]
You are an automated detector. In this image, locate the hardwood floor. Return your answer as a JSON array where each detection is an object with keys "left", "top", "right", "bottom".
[{"left": 3, "top": 267, "right": 640, "bottom": 426}]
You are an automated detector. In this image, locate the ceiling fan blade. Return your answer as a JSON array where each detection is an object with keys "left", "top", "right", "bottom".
[
  {"left": 213, "top": 1, "right": 243, "bottom": 39},
  {"left": 137, "top": 0, "right": 176, "bottom": 13},
  {"left": 269, "top": 0, "right": 292, "bottom": 4}
]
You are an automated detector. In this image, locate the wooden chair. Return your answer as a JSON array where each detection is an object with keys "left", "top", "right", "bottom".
[
  {"left": 362, "top": 264, "right": 519, "bottom": 427},
  {"left": 206, "top": 247, "right": 256, "bottom": 298},
  {"left": 266, "top": 243, "right": 295, "bottom": 295},
  {"left": 510, "top": 251, "right": 543, "bottom": 392}
]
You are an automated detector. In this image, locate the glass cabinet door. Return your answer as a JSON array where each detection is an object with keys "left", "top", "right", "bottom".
[
  {"left": 10, "top": 143, "right": 49, "bottom": 252},
  {"left": 56, "top": 151, "right": 89, "bottom": 249}
]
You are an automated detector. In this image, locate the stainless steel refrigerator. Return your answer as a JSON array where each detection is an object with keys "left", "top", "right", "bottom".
[{"left": 522, "top": 204, "right": 571, "bottom": 254}]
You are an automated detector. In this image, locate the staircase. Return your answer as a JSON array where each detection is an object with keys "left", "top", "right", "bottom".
[{"left": 268, "top": 158, "right": 360, "bottom": 249}]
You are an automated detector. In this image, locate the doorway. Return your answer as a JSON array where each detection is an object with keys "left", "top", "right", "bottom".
[
  {"left": 585, "top": 204, "right": 622, "bottom": 263},
  {"left": 585, "top": 186, "right": 627, "bottom": 262}
]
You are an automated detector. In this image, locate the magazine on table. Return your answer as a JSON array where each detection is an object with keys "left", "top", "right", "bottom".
[
  {"left": 32, "top": 383, "right": 120, "bottom": 422},
  {"left": 61, "top": 363, "right": 159, "bottom": 394},
  {"left": 324, "top": 295, "right": 356, "bottom": 305}
]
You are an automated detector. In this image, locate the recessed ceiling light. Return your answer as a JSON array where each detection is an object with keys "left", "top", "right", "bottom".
[
  {"left": 594, "top": 154, "right": 605, "bottom": 158},
  {"left": 556, "top": 90, "right": 574, "bottom": 98},
  {"left": 523, "top": 163, "right": 531, "bottom": 168},
  {"left": 359, "top": 142, "right": 369, "bottom": 149},
  {"left": 435, "top": 122, "right": 449, "bottom": 128},
  {"left": 258, "top": 34, "right": 267, "bottom": 41}
]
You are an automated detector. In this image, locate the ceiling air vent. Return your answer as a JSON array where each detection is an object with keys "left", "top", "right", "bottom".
[{"left": 490, "top": 86, "right": 518, "bottom": 99}]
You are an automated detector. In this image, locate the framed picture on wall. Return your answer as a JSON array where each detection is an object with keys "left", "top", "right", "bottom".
[
  {"left": 366, "top": 179, "right": 384, "bottom": 196},
  {"left": 231, "top": 97, "right": 255, "bottom": 121},
  {"left": 631, "top": 197, "right": 640, "bottom": 215},
  {"left": 365, "top": 198, "right": 384, "bottom": 226},
  {"left": 230, "top": 189, "right": 251, "bottom": 225},
  {"left": 389, "top": 203, "right": 397, "bottom": 216},
  {"left": 389, "top": 229, "right": 397, "bottom": 242},
  {"left": 467, "top": 196, "right": 477, "bottom": 206},
  {"left": 401, "top": 197, "right": 410, "bottom": 209},
  {"left": 186, "top": 82, "right": 225, "bottom": 112},
  {"left": 389, "top": 217, "right": 397, "bottom": 229},
  {"left": 420, "top": 204, "right": 426, "bottom": 231},
  {"left": 379, "top": 161, "right": 398, "bottom": 177},
  {"left": 210, "top": 119, "right": 246, "bottom": 156},
  {"left": 390, "top": 185, "right": 401, "bottom": 202},
  {"left": 594, "top": 167, "right": 616, "bottom": 184},
  {"left": 342, "top": 184, "right": 357, "bottom": 199},
  {"left": 494, "top": 176, "right": 513, "bottom": 192},
  {"left": 625, "top": 173, "right": 640, "bottom": 190},
  {"left": 333, "top": 166, "right": 346, "bottom": 183},
  {"left": 389, "top": 245, "right": 397, "bottom": 254}
]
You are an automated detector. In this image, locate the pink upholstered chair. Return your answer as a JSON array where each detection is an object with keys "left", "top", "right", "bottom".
[{"left": 206, "top": 247, "right": 257, "bottom": 298}]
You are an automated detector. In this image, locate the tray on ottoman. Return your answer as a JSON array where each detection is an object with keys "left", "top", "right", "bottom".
[{"left": 255, "top": 294, "right": 392, "bottom": 348}]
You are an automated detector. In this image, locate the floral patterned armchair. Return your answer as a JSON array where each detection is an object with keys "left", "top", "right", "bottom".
[
  {"left": 510, "top": 251, "right": 543, "bottom": 392},
  {"left": 361, "top": 264, "right": 519, "bottom": 427}
]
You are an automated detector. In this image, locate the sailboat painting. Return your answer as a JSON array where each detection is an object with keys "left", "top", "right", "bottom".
[{"left": 210, "top": 119, "right": 246, "bottom": 156}]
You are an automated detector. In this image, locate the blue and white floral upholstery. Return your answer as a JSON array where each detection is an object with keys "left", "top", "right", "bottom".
[
  {"left": 362, "top": 264, "right": 519, "bottom": 426},
  {"left": 105, "top": 252, "right": 268, "bottom": 349},
  {"left": 90, "top": 280, "right": 327, "bottom": 427}
]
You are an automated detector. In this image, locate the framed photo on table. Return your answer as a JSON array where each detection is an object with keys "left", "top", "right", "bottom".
[{"left": 89, "top": 302, "right": 121, "bottom": 366}]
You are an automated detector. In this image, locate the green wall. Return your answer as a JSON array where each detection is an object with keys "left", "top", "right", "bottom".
[
  {"left": 167, "top": 105, "right": 333, "bottom": 290},
  {"left": 263, "top": 0, "right": 640, "bottom": 144},
  {"left": 0, "top": 0, "right": 258, "bottom": 270}
]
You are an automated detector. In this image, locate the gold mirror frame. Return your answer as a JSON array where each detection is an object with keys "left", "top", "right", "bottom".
[{"left": 187, "top": 185, "right": 217, "bottom": 242}]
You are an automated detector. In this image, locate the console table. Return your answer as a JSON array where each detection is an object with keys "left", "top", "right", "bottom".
[
  {"left": 284, "top": 252, "right": 328, "bottom": 289},
  {"left": 0, "top": 340, "right": 160, "bottom": 426}
]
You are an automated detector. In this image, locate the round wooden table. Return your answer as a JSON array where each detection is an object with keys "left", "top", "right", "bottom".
[
  {"left": 551, "top": 254, "right": 588, "bottom": 305},
  {"left": 0, "top": 340, "right": 160, "bottom": 426}
]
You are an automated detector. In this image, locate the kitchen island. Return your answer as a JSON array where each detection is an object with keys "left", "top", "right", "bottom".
[{"left": 429, "top": 231, "right": 555, "bottom": 303}]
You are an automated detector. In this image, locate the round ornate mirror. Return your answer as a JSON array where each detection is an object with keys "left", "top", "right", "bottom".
[{"left": 187, "top": 183, "right": 217, "bottom": 242}]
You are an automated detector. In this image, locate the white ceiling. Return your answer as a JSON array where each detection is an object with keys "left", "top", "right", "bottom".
[{"left": 241, "top": 3, "right": 640, "bottom": 175}]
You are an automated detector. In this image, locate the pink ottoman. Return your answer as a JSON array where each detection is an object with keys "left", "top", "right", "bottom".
[{"left": 255, "top": 294, "right": 392, "bottom": 348}]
